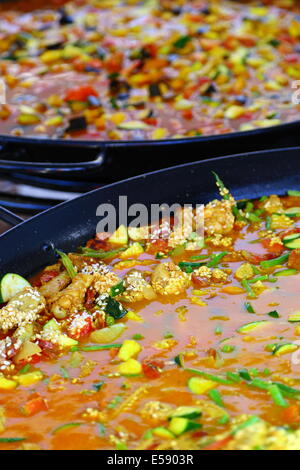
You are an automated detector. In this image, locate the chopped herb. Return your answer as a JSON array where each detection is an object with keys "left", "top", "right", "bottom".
[
  {"left": 164, "top": 331, "right": 174, "bottom": 339},
  {"left": 56, "top": 250, "right": 77, "bottom": 278},
  {"left": 110, "top": 281, "right": 125, "bottom": 297},
  {"left": 265, "top": 215, "right": 272, "bottom": 230},
  {"left": 18, "top": 364, "right": 31, "bottom": 375},
  {"left": 97, "top": 423, "right": 106, "bottom": 436},
  {"left": 174, "top": 354, "right": 185, "bottom": 367},
  {"left": 221, "top": 344, "right": 235, "bottom": 353},
  {"left": 218, "top": 414, "right": 230, "bottom": 425},
  {"left": 274, "top": 269, "right": 298, "bottom": 277},
  {"left": 107, "top": 396, "right": 123, "bottom": 409},
  {"left": 268, "top": 310, "right": 279, "bottom": 318},
  {"left": 238, "top": 369, "right": 251, "bottom": 381},
  {"left": 132, "top": 333, "right": 143, "bottom": 340},
  {"left": 178, "top": 261, "right": 206, "bottom": 273},
  {"left": 105, "top": 296, "right": 128, "bottom": 319},
  {"left": 214, "top": 325, "right": 223, "bottom": 335},
  {"left": 93, "top": 381, "right": 105, "bottom": 392},
  {"left": 212, "top": 172, "right": 230, "bottom": 200},
  {"left": 231, "top": 416, "right": 260, "bottom": 435},
  {"left": 173, "top": 35, "right": 191, "bottom": 49},
  {"left": 59, "top": 366, "right": 70, "bottom": 379},
  {"left": 287, "top": 190, "right": 300, "bottom": 197},
  {"left": 226, "top": 372, "right": 241, "bottom": 383}
]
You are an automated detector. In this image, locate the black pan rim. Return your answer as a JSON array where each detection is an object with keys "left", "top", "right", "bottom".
[
  {"left": 1, "top": 144, "right": 299, "bottom": 242},
  {"left": 1, "top": 118, "right": 299, "bottom": 150}
]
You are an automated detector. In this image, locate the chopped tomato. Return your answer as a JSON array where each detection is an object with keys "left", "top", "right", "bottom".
[
  {"left": 288, "top": 249, "right": 300, "bottom": 270},
  {"left": 65, "top": 85, "right": 98, "bottom": 102},
  {"left": 202, "top": 435, "right": 233, "bottom": 450},
  {"left": 142, "top": 359, "right": 164, "bottom": 379},
  {"left": 40, "top": 270, "right": 60, "bottom": 284},
  {"left": 86, "top": 237, "right": 110, "bottom": 250},
  {"left": 261, "top": 238, "right": 284, "bottom": 256},
  {"left": 191, "top": 273, "right": 210, "bottom": 288},
  {"left": 21, "top": 395, "right": 48, "bottom": 417},
  {"left": 243, "top": 251, "right": 275, "bottom": 265},
  {"left": 68, "top": 314, "right": 93, "bottom": 340},
  {"left": 147, "top": 238, "right": 169, "bottom": 255},
  {"left": 281, "top": 404, "right": 300, "bottom": 424},
  {"left": 181, "top": 109, "right": 193, "bottom": 120}
]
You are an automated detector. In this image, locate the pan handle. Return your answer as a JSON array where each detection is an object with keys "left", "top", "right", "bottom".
[
  {"left": 0, "top": 146, "right": 106, "bottom": 176},
  {"left": 0, "top": 206, "right": 24, "bottom": 226}
]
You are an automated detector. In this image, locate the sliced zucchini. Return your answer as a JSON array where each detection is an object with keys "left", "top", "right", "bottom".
[
  {"left": 288, "top": 311, "right": 300, "bottom": 322},
  {"left": 168, "top": 417, "right": 201, "bottom": 436},
  {"left": 0, "top": 273, "right": 31, "bottom": 303},
  {"left": 169, "top": 406, "right": 202, "bottom": 420},
  {"left": 273, "top": 343, "right": 298, "bottom": 356},
  {"left": 283, "top": 233, "right": 300, "bottom": 243},
  {"left": 152, "top": 427, "right": 174, "bottom": 439},
  {"left": 274, "top": 269, "right": 298, "bottom": 277},
  {"left": 237, "top": 320, "right": 270, "bottom": 334},
  {"left": 284, "top": 238, "right": 300, "bottom": 250},
  {"left": 284, "top": 207, "right": 300, "bottom": 217},
  {"left": 188, "top": 376, "right": 216, "bottom": 394}
]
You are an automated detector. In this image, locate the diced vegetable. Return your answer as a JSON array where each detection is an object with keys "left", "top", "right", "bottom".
[
  {"left": 188, "top": 377, "right": 216, "bottom": 394},
  {"left": 108, "top": 225, "right": 128, "bottom": 245},
  {"left": 260, "top": 253, "right": 289, "bottom": 269},
  {"left": 14, "top": 371, "right": 43, "bottom": 387},
  {"left": 118, "top": 358, "right": 142, "bottom": 376},
  {"left": 152, "top": 427, "right": 174, "bottom": 439},
  {"left": 168, "top": 406, "right": 201, "bottom": 420},
  {"left": 237, "top": 320, "right": 270, "bottom": 333},
  {"left": 89, "top": 323, "right": 126, "bottom": 343},
  {"left": 168, "top": 417, "right": 201, "bottom": 436},
  {"left": 288, "top": 312, "right": 300, "bottom": 322},
  {"left": 0, "top": 377, "right": 17, "bottom": 390},
  {"left": 118, "top": 340, "right": 141, "bottom": 361}
]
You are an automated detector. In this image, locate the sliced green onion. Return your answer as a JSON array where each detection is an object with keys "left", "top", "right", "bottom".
[
  {"left": 274, "top": 268, "right": 298, "bottom": 277},
  {"left": 221, "top": 344, "right": 235, "bottom": 353},
  {"left": 268, "top": 384, "right": 288, "bottom": 408},
  {"left": 0, "top": 437, "right": 26, "bottom": 443},
  {"left": 287, "top": 190, "right": 300, "bottom": 197},
  {"left": 77, "top": 343, "right": 122, "bottom": 352},
  {"left": 241, "top": 279, "right": 256, "bottom": 298},
  {"left": 80, "top": 247, "right": 126, "bottom": 259},
  {"left": 208, "top": 389, "right": 224, "bottom": 408},
  {"left": 260, "top": 253, "right": 289, "bottom": 269},
  {"left": 207, "top": 251, "right": 228, "bottom": 268},
  {"left": 178, "top": 261, "right": 206, "bottom": 273},
  {"left": 185, "top": 368, "right": 232, "bottom": 385},
  {"left": 265, "top": 215, "right": 272, "bottom": 230},
  {"left": 238, "top": 369, "right": 251, "bottom": 381},
  {"left": 52, "top": 422, "right": 82, "bottom": 434},
  {"left": 231, "top": 416, "right": 260, "bottom": 435},
  {"left": 244, "top": 302, "right": 255, "bottom": 313},
  {"left": 56, "top": 250, "right": 77, "bottom": 279},
  {"left": 226, "top": 372, "right": 241, "bottom": 383}
]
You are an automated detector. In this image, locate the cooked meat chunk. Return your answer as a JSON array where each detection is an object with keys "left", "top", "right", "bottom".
[
  {"left": 39, "top": 271, "right": 70, "bottom": 298},
  {"left": 0, "top": 287, "right": 45, "bottom": 332},
  {"left": 48, "top": 273, "right": 94, "bottom": 319},
  {"left": 140, "top": 401, "right": 174, "bottom": 425},
  {"left": 121, "top": 270, "right": 156, "bottom": 302},
  {"left": 262, "top": 194, "right": 283, "bottom": 214},
  {"left": 204, "top": 199, "right": 235, "bottom": 235},
  {"left": 151, "top": 262, "right": 190, "bottom": 295}
]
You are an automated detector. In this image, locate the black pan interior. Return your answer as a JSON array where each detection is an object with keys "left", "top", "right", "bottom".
[{"left": 0, "top": 146, "right": 300, "bottom": 276}]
